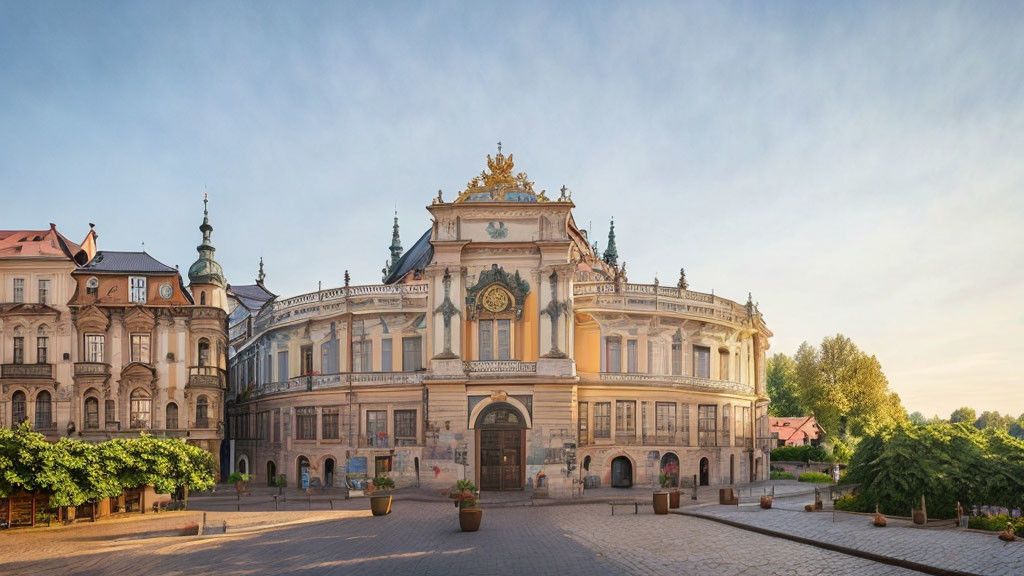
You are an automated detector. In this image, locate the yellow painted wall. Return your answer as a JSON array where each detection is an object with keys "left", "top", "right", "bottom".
[
  {"left": 574, "top": 313, "right": 600, "bottom": 374},
  {"left": 520, "top": 291, "right": 538, "bottom": 361}
]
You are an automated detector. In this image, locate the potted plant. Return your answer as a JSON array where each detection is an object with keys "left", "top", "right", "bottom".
[
  {"left": 662, "top": 462, "right": 681, "bottom": 509},
  {"left": 653, "top": 474, "right": 671, "bottom": 515},
  {"left": 276, "top": 474, "right": 287, "bottom": 496},
  {"left": 369, "top": 475, "right": 395, "bottom": 516},
  {"left": 760, "top": 495, "right": 773, "bottom": 509},
  {"left": 448, "top": 479, "right": 482, "bottom": 532},
  {"left": 226, "top": 472, "right": 252, "bottom": 500}
]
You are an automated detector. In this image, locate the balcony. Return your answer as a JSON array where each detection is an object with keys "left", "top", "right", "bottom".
[
  {"left": 248, "top": 371, "right": 426, "bottom": 399},
  {"left": 572, "top": 281, "right": 756, "bottom": 327},
  {"left": 1, "top": 363, "right": 54, "bottom": 379},
  {"left": 463, "top": 361, "right": 537, "bottom": 376},
  {"left": 188, "top": 366, "right": 223, "bottom": 389},
  {"left": 74, "top": 362, "right": 110, "bottom": 377},
  {"left": 195, "top": 417, "right": 211, "bottom": 429},
  {"left": 595, "top": 372, "right": 754, "bottom": 395}
]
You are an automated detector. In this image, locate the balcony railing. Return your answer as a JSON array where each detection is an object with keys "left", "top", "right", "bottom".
[
  {"left": 595, "top": 372, "right": 754, "bottom": 395},
  {"left": 249, "top": 371, "right": 426, "bottom": 399},
  {"left": 74, "top": 362, "right": 111, "bottom": 377},
  {"left": 188, "top": 366, "right": 223, "bottom": 388},
  {"left": 1, "top": 363, "right": 54, "bottom": 379},
  {"left": 195, "top": 418, "right": 211, "bottom": 429},
  {"left": 463, "top": 361, "right": 537, "bottom": 375},
  {"left": 572, "top": 281, "right": 757, "bottom": 326}
]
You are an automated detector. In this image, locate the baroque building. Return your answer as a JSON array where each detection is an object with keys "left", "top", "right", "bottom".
[
  {"left": 226, "top": 148, "right": 773, "bottom": 495},
  {"left": 1, "top": 203, "right": 228, "bottom": 478}
]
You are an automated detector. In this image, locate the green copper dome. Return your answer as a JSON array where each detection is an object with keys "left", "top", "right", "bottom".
[{"left": 188, "top": 197, "right": 226, "bottom": 287}]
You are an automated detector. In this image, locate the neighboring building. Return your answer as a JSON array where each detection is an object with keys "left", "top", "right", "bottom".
[
  {"left": 0, "top": 224, "right": 96, "bottom": 433},
  {"left": 770, "top": 416, "right": 825, "bottom": 447},
  {"left": 62, "top": 200, "right": 228, "bottom": 476},
  {"left": 227, "top": 148, "right": 773, "bottom": 495}
]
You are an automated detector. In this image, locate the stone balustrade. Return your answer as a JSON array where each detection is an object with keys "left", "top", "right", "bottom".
[
  {"left": 1, "top": 363, "right": 54, "bottom": 379},
  {"left": 594, "top": 372, "right": 754, "bottom": 395},
  {"left": 572, "top": 281, "right": 753, "bottom": 326},
  {"left": 463, "top": 360, "right": 538, "bottom": 375},
  {"left": 252, "top": 371, "right": 426, "bottom": 398}
]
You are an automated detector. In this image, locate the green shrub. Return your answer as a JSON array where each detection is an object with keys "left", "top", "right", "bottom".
[
  {"left": 844, "top": 423, "right": 1024, "bottom": 519},
  {"left": 226, "top": 472, "right": 252, "bottom": 484},
  {"left": 798, "top": 472, "right": 833, "bottom": 483},
  {"left": 770, "top": 471, "right": 795, "bottom": 480},
  {"left": 833, "top": 493, "right": 863, "bottom": 512},
  {"left": 372, "top": 475, "right": 395, "bottom": 492},
  {"left": 969, "top": 515, "right": 1024, "bottom": 537},
  {"left": 277, "top": 474, "right": 287, "bottom": 488},
  {"left": 771, "top": 445, "right": 829, "bottom": 463}
]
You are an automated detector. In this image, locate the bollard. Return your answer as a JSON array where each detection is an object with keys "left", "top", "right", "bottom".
[
  {"left": 274, "top": 495, "right": 279, "bottom": 511},
  {"left": 692, "top": 474, "right": 698, "bottom": 500}
]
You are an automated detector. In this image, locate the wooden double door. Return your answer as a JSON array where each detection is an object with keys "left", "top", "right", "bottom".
[{"left": 479, "top": 429, "right": 523, "bottom": 491}]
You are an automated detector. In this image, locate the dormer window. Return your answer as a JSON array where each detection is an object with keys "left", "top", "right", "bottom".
[{"left": 129, "top": 276, "right": 147, "bottom": 303}]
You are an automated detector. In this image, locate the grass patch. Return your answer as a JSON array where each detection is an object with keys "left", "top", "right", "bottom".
[
  {"left": 770, "top": 471, "right": 794, "bottom": 480},
  {"left": 797, "top": 471, "right": 833, "bottom": 483}
]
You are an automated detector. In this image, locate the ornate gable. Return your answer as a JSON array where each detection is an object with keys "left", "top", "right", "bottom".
[
  {"left": 124, "top": 306, "right": 156, "bottom": 333},
  {"left": 75, "top": 305, "right": 109, "bottom": 333}
]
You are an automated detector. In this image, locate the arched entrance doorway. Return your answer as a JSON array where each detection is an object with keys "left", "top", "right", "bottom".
[
  {"left": 267, "top": 461, "right": 277, "bottom": 486},
  {"left": 237, "top": 456, "right": 248, "bottom": 475},
  {"left": 477, "top": 403, "right": 525, "bottom": 491},
  {"left": 660, "top": 452, "right": 679, "bottom": 487},
  {"left": 611, "top": 456, "right": 633, "bottom": 488},
  {"left": 699, "top": 457, "right": 710, "bottom": 486},
  {"left": 324, "top": 458, "right": 335, "bottom": 487},
  {"left": 297, "top": 456, "right": 310, "bottom": 489}
]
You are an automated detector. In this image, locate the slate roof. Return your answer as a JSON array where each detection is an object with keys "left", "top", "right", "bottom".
[
  {"left": 78, "top": 251, "right": 178, "bottom": 274},
  {"left": 383, "top": 229, "right": 433, "bottom": 284},
  {"left": 228, "top": 283, "right": 276, "bottom": 313}
]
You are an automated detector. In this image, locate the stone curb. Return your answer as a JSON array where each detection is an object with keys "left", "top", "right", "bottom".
[{"left": 674, "top": 509, "right": 980, "bottom": 576}]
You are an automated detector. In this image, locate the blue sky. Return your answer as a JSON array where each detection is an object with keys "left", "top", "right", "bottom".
[{"left": 2, "top": 1, "right": 1022, "bottom": 418}]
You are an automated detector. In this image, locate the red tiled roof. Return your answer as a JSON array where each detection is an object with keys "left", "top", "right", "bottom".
[{"left": 0, "top": 224, "right": 85, "bottom": 261}]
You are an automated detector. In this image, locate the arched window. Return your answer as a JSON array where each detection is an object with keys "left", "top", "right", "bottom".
[
  {"left": 35, "top": 390, "right": 52, "bottom": 430},
  {"left": 267, "top": 461, "right": 277, "bottom": 487},
  {"left": 200, "top": 291, "right": 206, "bottom": 305},
  {"left": 85, "top": 397, "right": 100, "bottom": 429},
  {"left": 12, "top": 391, "right": 27, "bottom": 425},
  {"left": 196, "top": 396, "right": 209, "bottom": 427},
  {"left": 198, "top": 339, "right": 210, "bottom": 366},
  {"left": 130, "top": 389, "right": 151, "bottom": 429},
  {"left": 166, "top": 402, "right": 179, "bottom": 429}
]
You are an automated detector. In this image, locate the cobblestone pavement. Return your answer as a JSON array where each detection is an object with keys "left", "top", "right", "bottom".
[
  {"left": 689, "top": 501, "right": 1024, "bottom": 576},
  {"left": 0, "top": 499, "right": 924, "bottom": 576}
]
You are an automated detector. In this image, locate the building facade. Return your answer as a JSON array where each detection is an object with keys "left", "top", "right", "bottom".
[
  {"left": 2, "top": 205, "right": 228, "bottom": 478},
  {"left": 227, "top": 149, "right": 773, "bottom": 495}
]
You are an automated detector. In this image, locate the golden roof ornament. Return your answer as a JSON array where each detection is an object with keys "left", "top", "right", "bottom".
[{"left": 455, "top": 142, "right": 549, "bottom": 203}]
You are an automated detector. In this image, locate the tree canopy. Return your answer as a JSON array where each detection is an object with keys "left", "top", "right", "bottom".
[
  {"left": 950, "top": 406, "right": 976, "bottom": 424},
  {"left": 0, "top": 423, "right": 215, "bottom": 506},
  {"left": 766, "top": 353, "right": 799, "bottom": 417}
]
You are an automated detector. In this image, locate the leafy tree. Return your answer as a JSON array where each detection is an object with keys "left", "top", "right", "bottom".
[
  {"left": 950, "top": 406, "right": 976, "bottom": 424},
  {"left": 766, "top": 353, "right": 800, "bottom": 416},
  {"left": 1010, "top": 415, "right": 1024, "bottom": 440}
]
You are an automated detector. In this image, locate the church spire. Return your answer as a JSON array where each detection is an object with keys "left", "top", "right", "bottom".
[
  {"left": 257, "top": 257, "right": 266, "bottom": 286},
  {"left": 390, "top": 210, "right": 403, "bottom": 263},
  {"left": 603, "top": 217, "right": 618, "bottom": 267}
]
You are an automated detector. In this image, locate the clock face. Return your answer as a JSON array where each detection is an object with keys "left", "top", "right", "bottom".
[
  {"left": 481, "top": 285, "right": 511, "bottom": 313},
  {"left": 159, "top": 283, "right": 173, "bottom": 299}
]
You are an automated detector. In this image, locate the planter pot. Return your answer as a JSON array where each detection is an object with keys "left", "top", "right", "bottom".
[
  {"left": 370, "top": 495, "right": 392, "bottom": 516},
  {"left": 653, "top": 491, "right": 670, "bottom": 515},
  {"left": 459, "top": 508, "right": 483, "bottom": 532},
  {"left": 669, "top": 490, "right": 680, "bottom": 509},
  {"left": 760, "top": 497, "right": 773, "bottom": 510},
  {"left": 912, "top": 509, "right": 926, "bottom": 525}
]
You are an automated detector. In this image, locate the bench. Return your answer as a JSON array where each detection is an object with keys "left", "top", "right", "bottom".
[{"left": 609, "top": 500, "right": 647, "bottom": 515}]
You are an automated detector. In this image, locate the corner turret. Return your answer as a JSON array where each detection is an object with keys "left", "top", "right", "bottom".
[{"left": 188, "top": 194, "right": 228, "bottom": 311}]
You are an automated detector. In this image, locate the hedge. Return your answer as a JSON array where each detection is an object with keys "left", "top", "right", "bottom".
[
  {"left": 798, "top": 472, "right": 833, "bottom": 483},
  {"left": 770, "top": 444, "right": 829, "bottom": 463}
]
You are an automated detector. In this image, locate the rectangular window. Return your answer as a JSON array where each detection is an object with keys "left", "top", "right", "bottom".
[
  {"left": 672, "top": 338, "right": 683, "bottom": 375},
  {"left": 13, "top": 278, "right": 24, "bottom": 303},
  {"left": 36, "top": 336, "right": 48, "bottom": 364},
  {"left": 129, "top": 276, "right": 147, "bottom": 303},
  {"left": 13, "top": 336, "right": 24, "bottom": 364},
  {"left": 722, "top": 404, "right": 731, "bottom": 445},
  {"left": 130, "top": 397, "right": 151, "bottom": 429},
  {"left": 496, "top": 319, "right": 511, "bottom": 360},
  {"left": 479, "top": 320, "right": 493, "bottom": 361},
  {"left": 394, "top": 409, "right": 417, "bottom": 445},
  {"left": 322, "top": 407, "right": 340, "bottom": 440},
  {"left": 105, "top": 400, "right": 116, "bottom": 428},
  {"left": 86, "top": 334, "right": 105, "bottom": 363},
  {"left": 593, "top": 402, "right": 611, "bottom": 439},
  {"left": 680, "top": 403, "right": 690, "bottom": 446},
  {"left": 381, "top": 339, "right": 392, "bottom": 372},
  {"left": 698, "top": 404, "right": 717, "bottom": 447},
  {"left": 296, "top": 407, "right": 316, "bottom": 440},
  {"left": 578, "top": 402, "right": 589, "bottom": 445},
  {"left": 627, "top": 340, "right": 638, "bottom": 373},
  {"left": 720, "top": 350, "right": 729, "bottom": 380},
  {"left": 277, "top": 350, "right": 288, "bottom": 381},
  {"left": 693, "top": 345, "right": 711, "bottom": 379},
  {"left": 353, "top": 340, "right": 372, "bottom": 372},
  {"left": 737, "top": 406, "right": 750, "bottom": 440},
  {"left": 615, "top": 400, "right": 636, "bottom": 434},
  {"left": 130, "top": 333, "right": 151, "bottom": 364},
  {"left": 655, "top": 402, "right": 676, "bottom": 439},
  {"left": 301, "top": 345, "right": 314, "bottom": 375},
  {"left": 366, "top": 410, "right": 388, "bottom": 447},
  {"left": 402, "top": 337, "right": 422, "bottom": 371},
  {"left": 38, "top": 279, "right": 50, "bottom": 305},
  {"left": 604, "top": 337, "right": 621, "bottom": 372}
]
